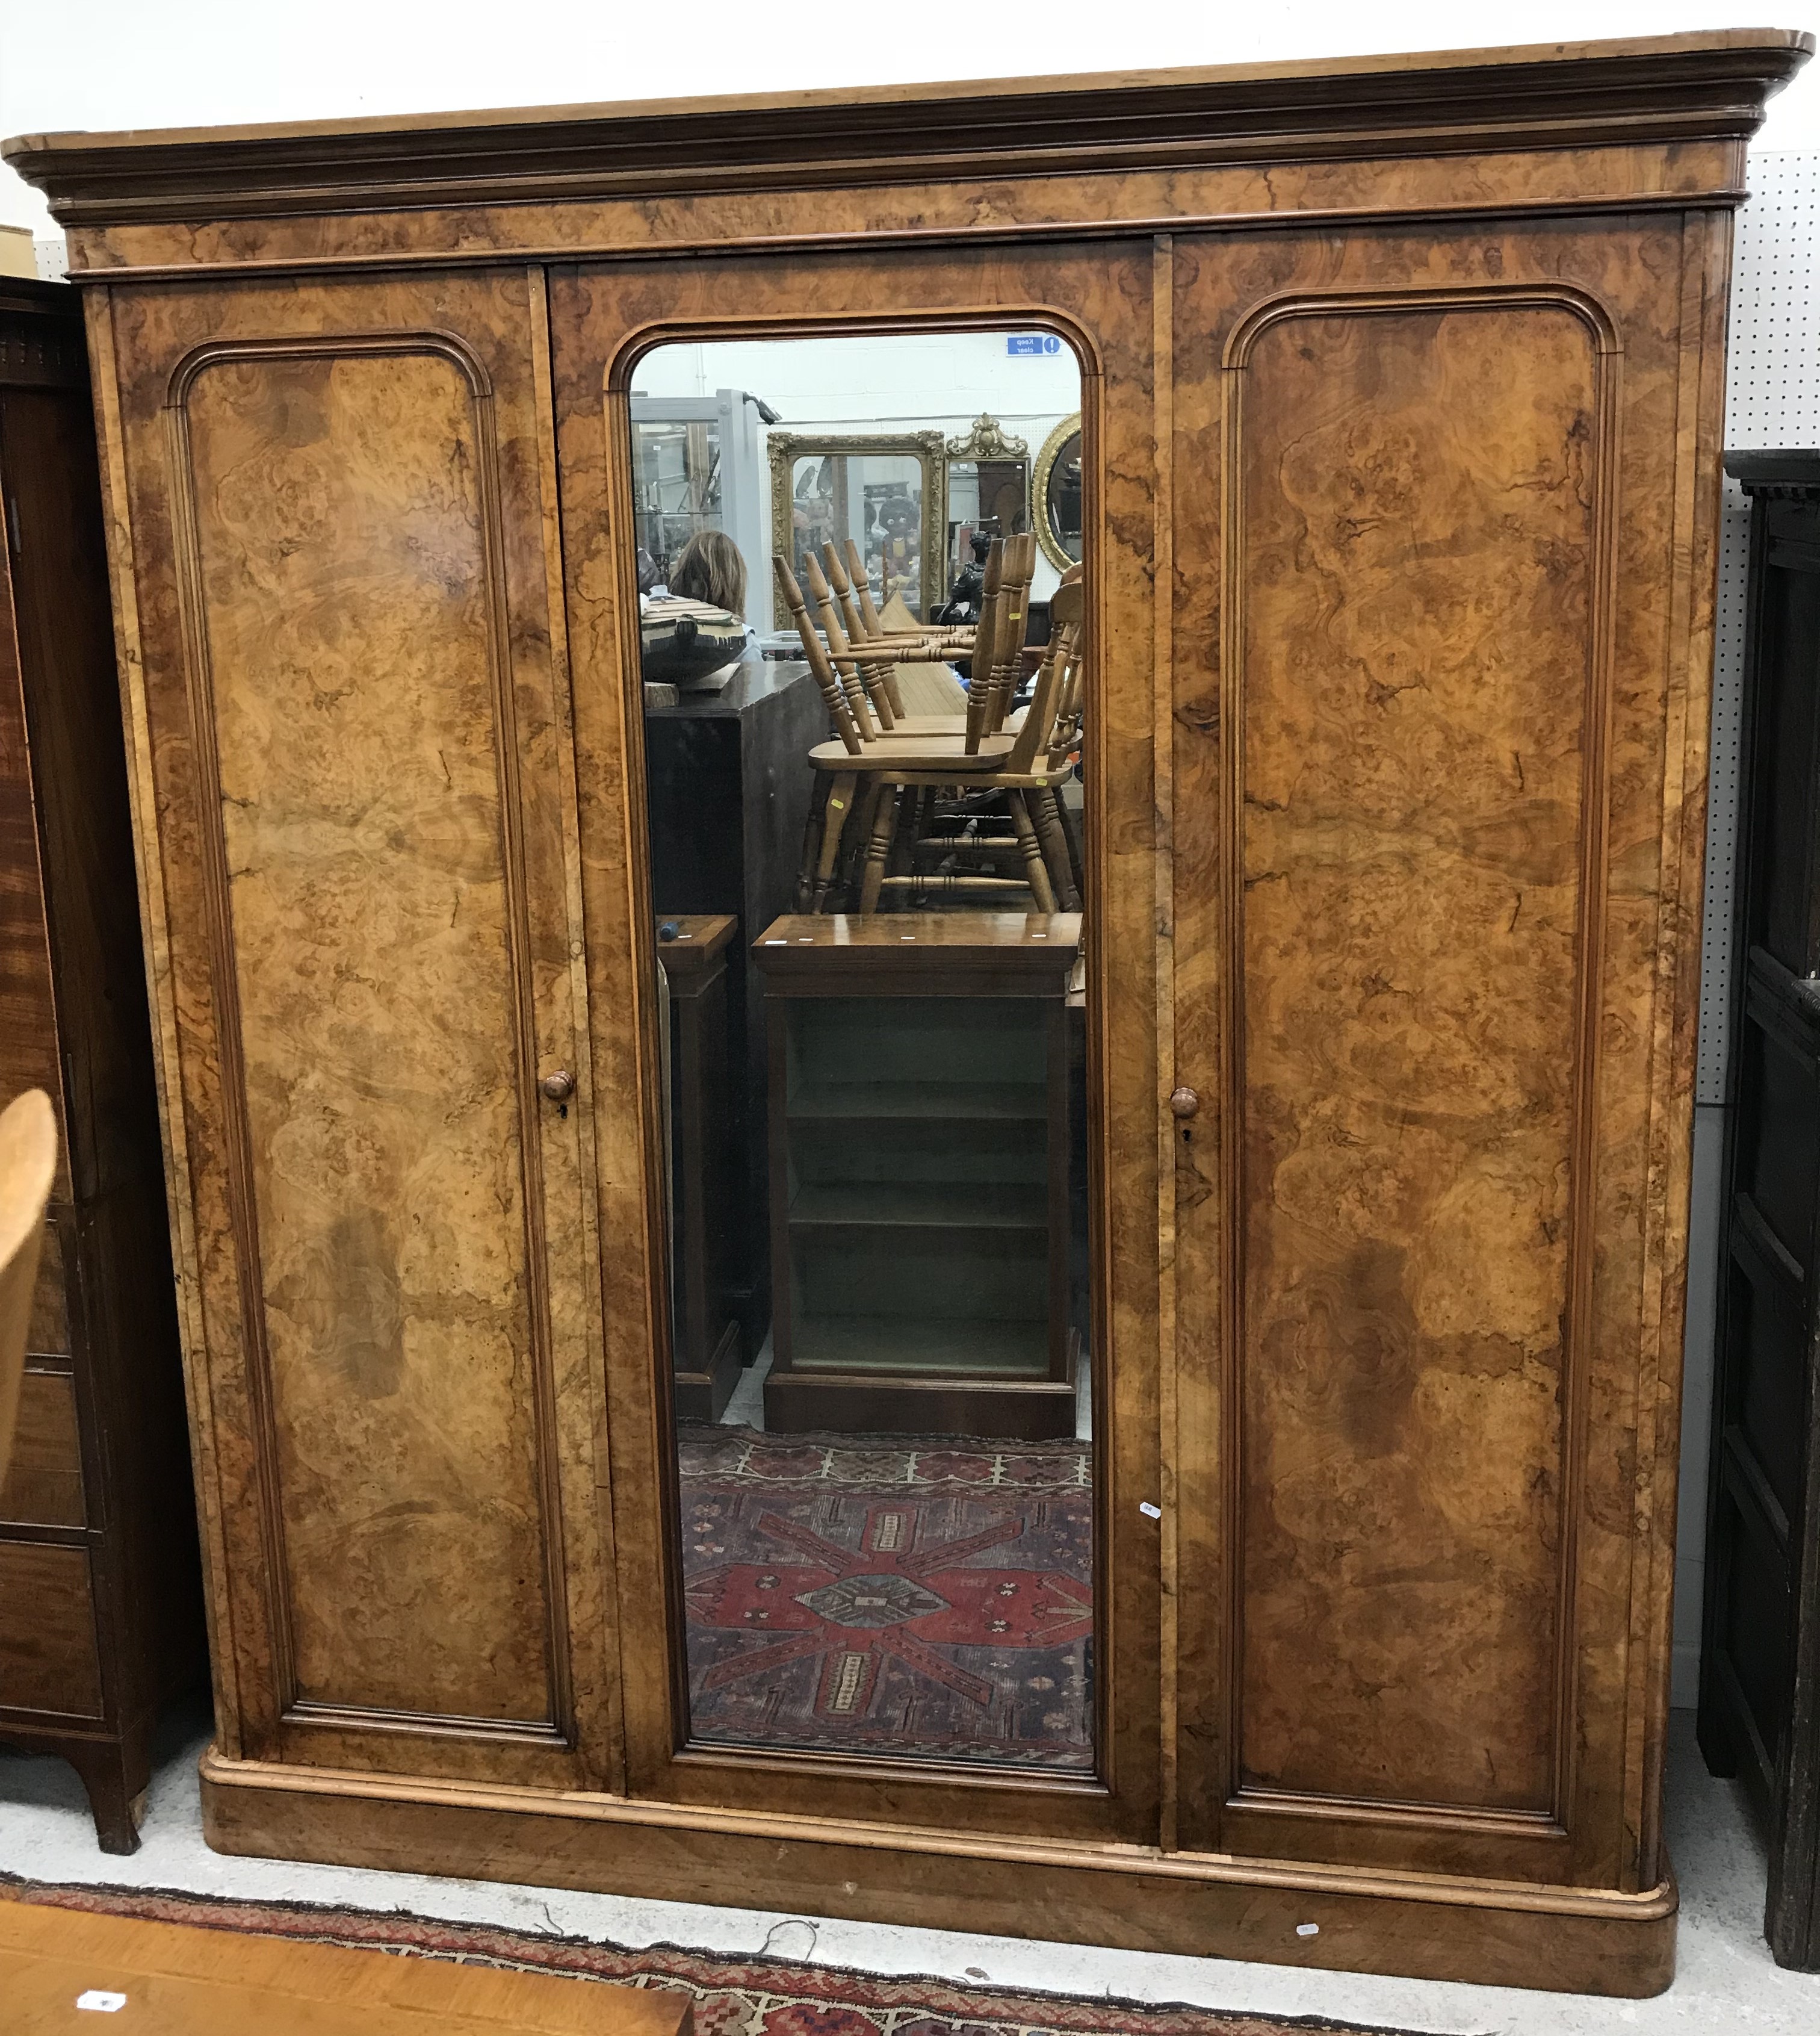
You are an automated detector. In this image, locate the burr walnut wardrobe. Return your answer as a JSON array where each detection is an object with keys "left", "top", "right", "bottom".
[{"left": 6, "top": 28, "right": 1809, "bottom": 1997}]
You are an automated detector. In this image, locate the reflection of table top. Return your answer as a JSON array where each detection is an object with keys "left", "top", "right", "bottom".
[
  {"left": 754, "top": 911, "right": 1081, "bottom": 996},
  {"left": 643, "top": 657, "right": 816, "bottom": 718},
  {"left": 656, "top": 912, "right": 737, "bottom": 978}
]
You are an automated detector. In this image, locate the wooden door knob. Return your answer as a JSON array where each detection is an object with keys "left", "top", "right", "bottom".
[
  {"left": 540, "top": 1070, "right": 576, "bottom": 1104},
  {"left": 1169, "top": 1085, "right": 1199, "bottom": 1120}
]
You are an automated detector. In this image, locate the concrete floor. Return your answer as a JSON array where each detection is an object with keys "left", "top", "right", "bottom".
[{"left": 2, "top": 1708, "right": 1817, "bottom": 2034}]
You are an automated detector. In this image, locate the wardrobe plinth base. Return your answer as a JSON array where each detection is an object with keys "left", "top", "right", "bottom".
[{"left": 197, "top": 1748, "right": 1677, "bottom": 1998}]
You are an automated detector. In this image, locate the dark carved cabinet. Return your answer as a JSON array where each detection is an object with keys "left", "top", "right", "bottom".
[
  {"left": 660, "top": 913, "right": 742, "bottom": 1419},
  {"left": 646, "top": 663, "right": 824, "bottom": 1359},
  {"left": 0, "top": 277, "right": 204, "bottom": 1850},
  {"left": 1698, "top": 449, "right": 1820, "bottom": 1968}
]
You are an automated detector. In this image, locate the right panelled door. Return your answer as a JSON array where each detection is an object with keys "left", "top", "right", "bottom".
[{"left": 1168, "top": 214, "right": 1724, "bottom": 1892}]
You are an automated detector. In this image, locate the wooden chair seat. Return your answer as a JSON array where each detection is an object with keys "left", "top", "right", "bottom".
[
  {"left": 860, "top": 714, "right": 977, "bottom": 740},
  {"left": 808, "top": 733, "right": 1016, "bottom": 770}
]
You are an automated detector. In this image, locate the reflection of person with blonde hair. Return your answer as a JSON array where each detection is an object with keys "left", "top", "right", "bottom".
[{"left": 669, "top": 529, "right": 748, "bottom": 619}]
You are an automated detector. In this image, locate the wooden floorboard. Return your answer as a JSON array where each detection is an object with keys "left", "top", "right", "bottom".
[{"left": 0, "top": 1893, "right": 695, "bottom": 2035}]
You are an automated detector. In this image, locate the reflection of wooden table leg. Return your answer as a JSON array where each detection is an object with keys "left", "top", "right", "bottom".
[
  {"left": 858, "top": 783, "right": 904, "bottom": 912},
  {"left": 794, "top": 774, "right": 832, "bottom": 910},
  {"left": 811, "top": 771, "right": 857, "bottom": 909},
  {"left": 1032, "top": 787, "right": 1080, "bottom": 910},
  {"left": 1008, "top": 791, "right": 1059, "bottom": 912},
  {"left": 0, "top": 1890, "right": 695, "bottom": 2035}
]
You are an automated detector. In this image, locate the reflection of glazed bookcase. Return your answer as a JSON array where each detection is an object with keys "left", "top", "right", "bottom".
[
  {"left": 755, "top": 913, "right": 1080, "bottom": 1438},
  {"left": 628, "top": 391, "right": 768, "bottom": 627}
]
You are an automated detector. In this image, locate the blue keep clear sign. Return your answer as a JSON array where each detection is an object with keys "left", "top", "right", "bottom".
[{"left": 1006, "top": 334, "right": 1064, "bottom": 356}]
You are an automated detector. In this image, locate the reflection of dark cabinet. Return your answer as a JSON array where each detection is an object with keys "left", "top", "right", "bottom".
[
  {"left": 660, "top": 914, "right": 741, "bottom": 1420},
  {"left": 1698, "top": 450, "right": 1820, "bottom": 1969},
  {"left": 755, "top": 913, "right": 1080, "bottom": 1439},
  {"left": 0, "top": 279, "right": 205, "bottom": 1851},
  {"left": 646, "top": 660, "right": 825, "bottom": 1358}
]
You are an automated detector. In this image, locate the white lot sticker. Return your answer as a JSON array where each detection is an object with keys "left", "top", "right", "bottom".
[{"left": 76, "top": 1993, "right": 128, "bottom": 2013}]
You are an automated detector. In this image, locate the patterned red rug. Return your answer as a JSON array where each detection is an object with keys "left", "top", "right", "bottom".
[
  {"left": 677, "top": 1424, "right": 1092, "bottom": 1768},
  {"left": 0, "top": 1881, "right": 1422, "bottom": 2036}
]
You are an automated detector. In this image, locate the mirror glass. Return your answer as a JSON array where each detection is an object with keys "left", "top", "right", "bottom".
[
  {"left": 628, "top": 328, "right": 1094, "bottom": 1774},
  {"left": 1037, "top": 418, "right": 1083, "bottom": 570},
  {"left": 632, "top": 417, "right": 722, "bottom": 592},
  {"left": 944, "top": 415, "right": 1029, "bottom": 588},
  {"left": 791, "top": 453, "right": 927, "bottom": 619}
]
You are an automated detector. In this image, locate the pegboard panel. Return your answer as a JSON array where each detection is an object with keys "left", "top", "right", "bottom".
[
  {"left": 1700, "top": 488, "right": 1753, "bottom": 1104},
  {"left": 1697, "top": 152, "right": 1820, "bottom": 1104}
]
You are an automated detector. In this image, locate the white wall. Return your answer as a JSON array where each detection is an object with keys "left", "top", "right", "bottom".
[{"left": 4, "top": 4, "right": 1819, "bottom": 240}]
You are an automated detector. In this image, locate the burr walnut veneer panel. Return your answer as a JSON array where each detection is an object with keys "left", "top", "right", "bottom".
[
  {"left": 98, "top": 274, "right": 613, "bottom": 1790},
  {"left": 1169, "top": 210, "right": 1732, "bottom": 1898},
  {"left": 1237, "top": 297, "right": 1596, "bottom": 1816},
  {"left": 1233, "top": 300, "right": 1597, "bottom": 1817},
  {"left": 176, "top": 347, "right": 556, "bottom": 1725}
]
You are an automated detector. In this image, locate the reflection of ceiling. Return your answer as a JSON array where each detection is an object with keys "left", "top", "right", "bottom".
[{"left": 631, "top": 330, "right": 1082, "bottom": 426}]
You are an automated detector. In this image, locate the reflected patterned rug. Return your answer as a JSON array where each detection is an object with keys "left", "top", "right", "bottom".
[
  {"left": 0, "top": 1882, "right": 1423, "bottom": 2036},
  {"left": 676, "top": 1424, "right": 1092, "bottom": 1768}
]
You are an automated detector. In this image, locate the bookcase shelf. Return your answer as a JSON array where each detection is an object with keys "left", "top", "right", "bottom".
[{"left": 755, "top": 913, "right": 1082, "bottom": 1438}]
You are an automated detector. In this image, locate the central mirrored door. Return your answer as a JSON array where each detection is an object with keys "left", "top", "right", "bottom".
[
  {"left": 640, "top": 328, "right": 1092, "bottom": 1773},
  {"left": 549, "top": 245, "right": 1162, "bottom": 1841}
]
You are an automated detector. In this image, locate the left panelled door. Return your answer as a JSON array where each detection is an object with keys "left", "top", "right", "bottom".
[{"left": 96, "top": 271, "right": 616, "bottom": 1789}]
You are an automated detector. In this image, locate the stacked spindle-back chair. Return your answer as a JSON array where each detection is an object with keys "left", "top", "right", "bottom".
[{"left": 775, "top": 539, "right": 1082, "bottom": 913}]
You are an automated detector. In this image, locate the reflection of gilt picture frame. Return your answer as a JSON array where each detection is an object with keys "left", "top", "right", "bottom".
[
  {"left": 1033, "top": 412, "right": 1084, "bottom": 573},
  {"left": 767, "top": 430, "right": 947, "bottom": 627}
]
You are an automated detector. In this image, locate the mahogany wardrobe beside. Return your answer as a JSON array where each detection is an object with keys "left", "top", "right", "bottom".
[{"left": 7, "top": 28, "right": 1810, "bottom": 1998}]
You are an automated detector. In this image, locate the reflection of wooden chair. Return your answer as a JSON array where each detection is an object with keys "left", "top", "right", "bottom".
[
  {"left": 820, "top": 541, "right": 968, "bottom": 725},
  {"left": 779, "top": 538, "right": 1077, "bottom": 913},
  {"left": 871, "top": 549, "right": 1081, "bottom": 913},
  {"left": 858, "top": 579, "right": 1085, "bottom": 913},
  {"left": 808, "top": 550, "right": 967, "bottom": 740},
  {"left": 774, "top": 555, "right": 1021, "bottom": 909},
  {"left": 967, "top": 531, "right": 1038, "bottom": 750},
  {"left": 814, "top": 535, "right": 1038, "bottom": 746},
  {"left": 0, "top": 1089, "right": 58, "bottom": 1482},
  {"left": 834, "top": 538, "right": 976, "bottom": 654}
]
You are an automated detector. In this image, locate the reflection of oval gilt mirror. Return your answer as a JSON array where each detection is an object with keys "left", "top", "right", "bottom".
[{"left": 1033, "top": 414, "right": 1082, "bottom": 571}]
